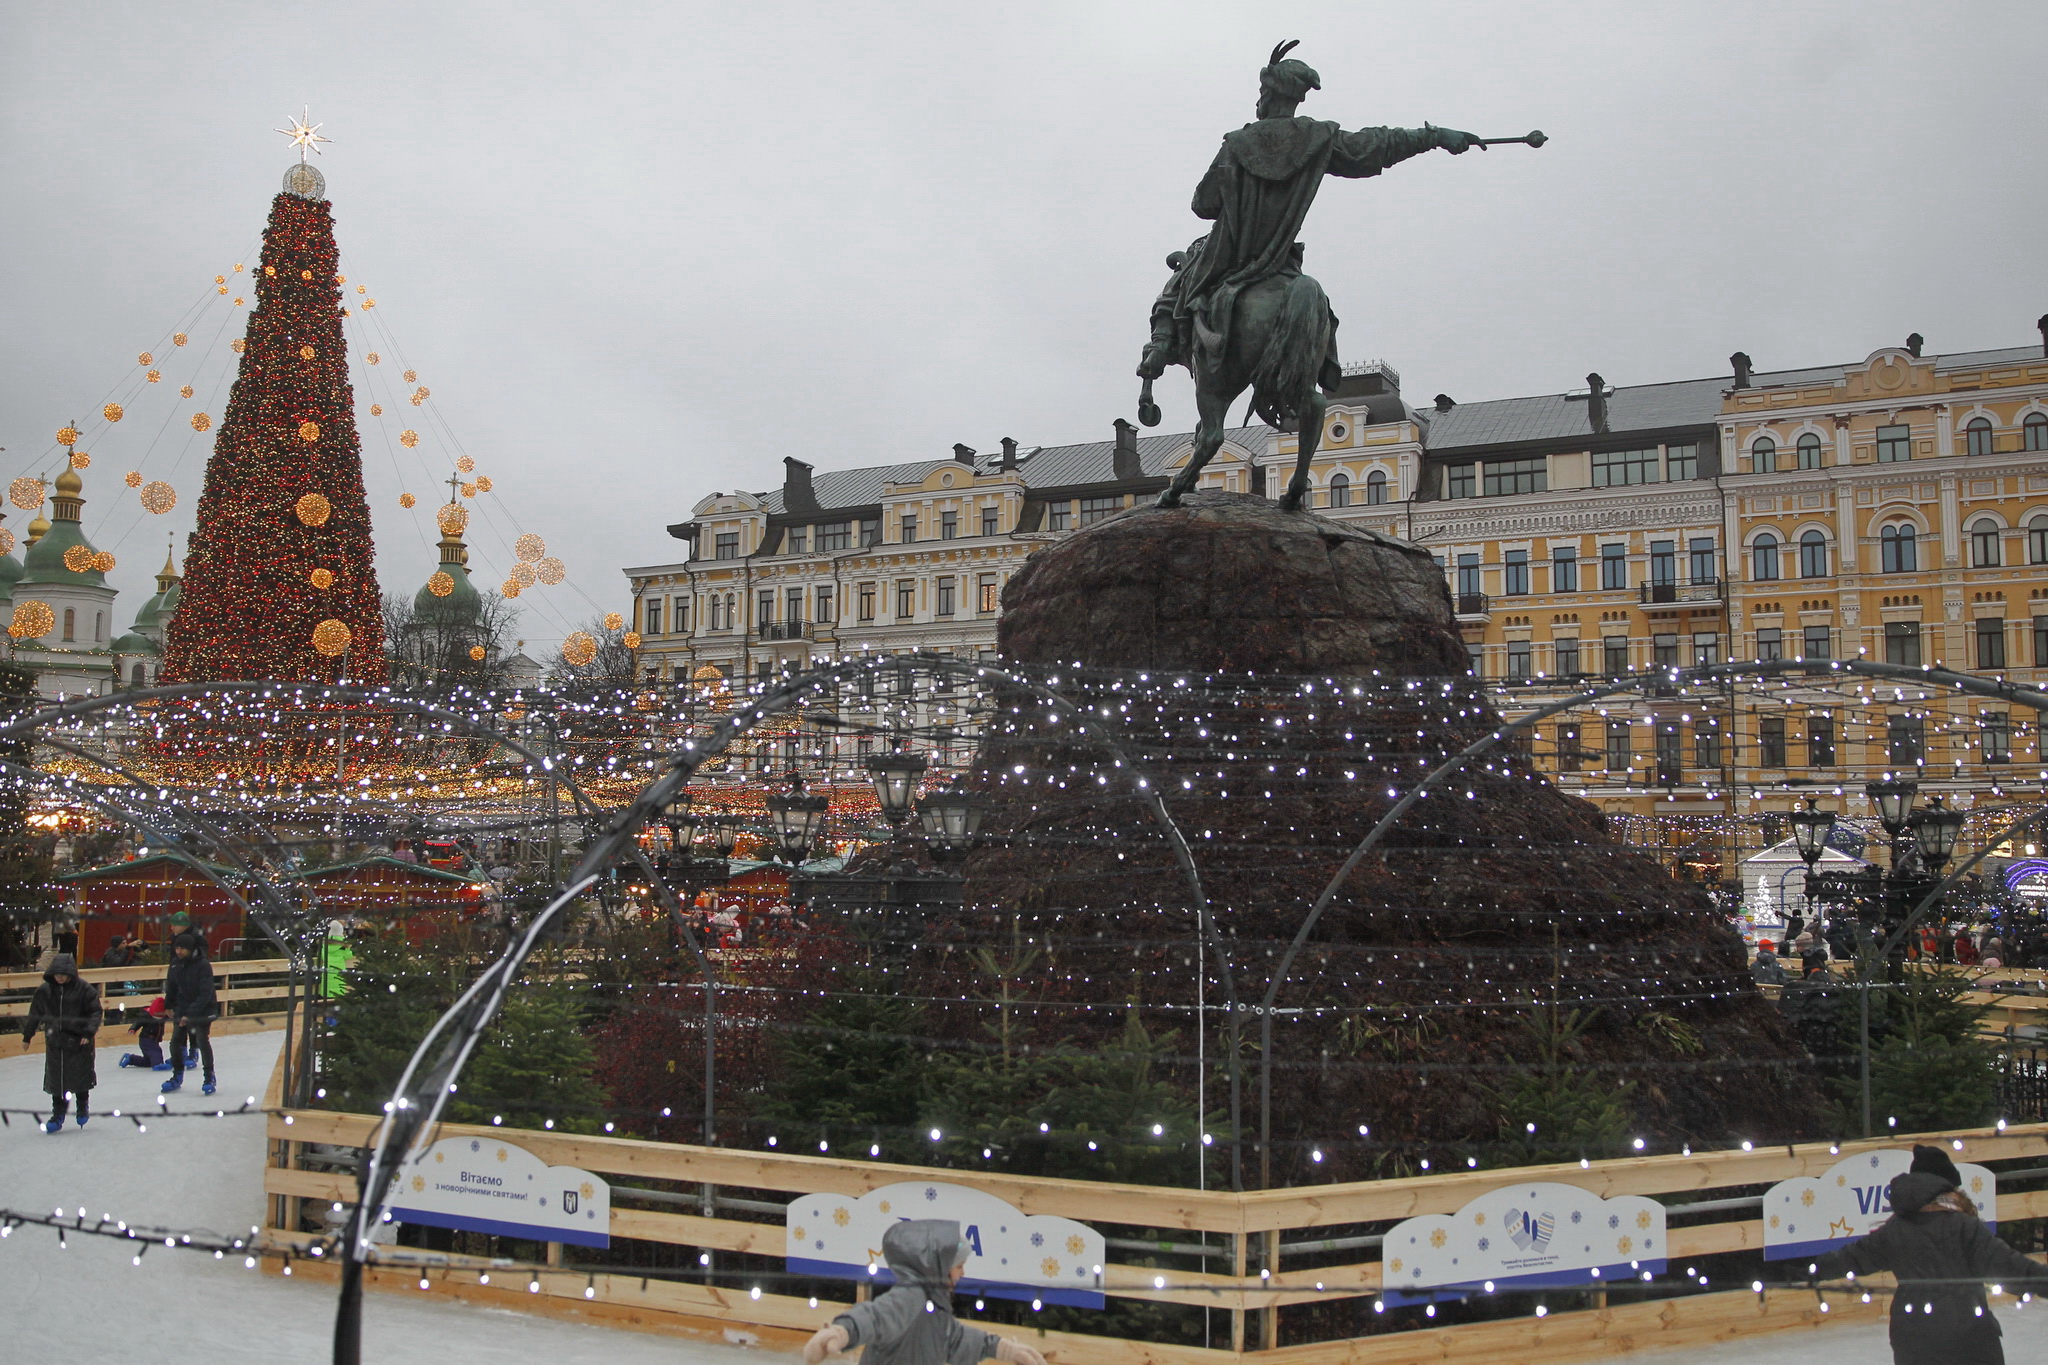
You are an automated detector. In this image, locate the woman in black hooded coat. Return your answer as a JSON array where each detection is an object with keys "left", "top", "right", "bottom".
[
  {"left": 1812, "top": 1144, "right": 2048, "bottom": 1364},
  {"left": 19, "top": 953, "right": 101, "bottom": 1131}
]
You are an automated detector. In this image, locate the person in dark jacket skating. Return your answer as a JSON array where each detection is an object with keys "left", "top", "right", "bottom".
[
  {"left": 803, "top": 1220, "right": 1046, "bottom": 1365},
  {"left": 19, "top": 953, "right": 101, "bottom": 1132},
  {"left": 1812, "top": 1144, "right": 2048, "bottom": 1364},
  {"left": 160, "top": 931, "right": 217, "bottom": 1094}
]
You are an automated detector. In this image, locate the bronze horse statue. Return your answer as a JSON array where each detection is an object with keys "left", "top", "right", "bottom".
[{"left": 1137, "top": 42, "right": 1539, "bottom": 511}]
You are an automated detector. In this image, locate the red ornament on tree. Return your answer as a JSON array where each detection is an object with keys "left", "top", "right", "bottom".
[{"left": 161, "top": 183, "right": 386, "bottom": 684}]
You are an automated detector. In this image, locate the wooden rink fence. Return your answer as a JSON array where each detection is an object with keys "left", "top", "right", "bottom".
[
  {"left": 255, "top": 1032, "right": 2048, "bottom": 1365},
  {"left": 0, "top": 957, "right": 293, "bottom": 1052}
]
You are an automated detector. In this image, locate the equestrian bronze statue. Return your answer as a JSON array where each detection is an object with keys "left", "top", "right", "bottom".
[{"left": 1139, "top": 41, "right": 1543, "bottom": 510}]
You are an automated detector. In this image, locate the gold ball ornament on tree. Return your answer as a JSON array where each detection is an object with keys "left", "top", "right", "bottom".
[
  {"left": 508, "top": 561, "right": 536, "bottom": 588},
  {"left": 311, "top": 620, "right": 353, "bottom": 657},
  {"left": 102, "top": 403, "right": 123, "bottom": 423},
  {"left": 514, "top": 533, "right": 545, "bottom": 562},
  {"left": 400, "top": 430, "right": 419, "bottom": 448},
  {"left": 298, "top": 420, "right": 321, "bottom": 442},
  {"left": 603, "top": 612, "right": 625, "bottom": 631},
  {"left": 535, "top": 557, "right": 565, "bottom": 585},
  {"left": 294, "top": 493, "right": 333, "bottom": 527},
  {"left": 9, "top": 600, "right": 54, "bottom": 640},
  {"left": 139, "top": 481, "right": 177, "bottom": 514},
  {"left": 231, "top": 339, "right": 246, "bottom": 353},
  {"left": 299, "top": 269, "right": 312, "bottom": 281},
  {"left": 62, "top": 545, "right": 95, "bottom": 573},
  {"left": 398, "top": 493, "right": 416, "bottom": 509},
  {"left": 562, "top": 631, "right": 598, "bottom": 667},
  {"left": 426, "top": 571, "right": 455, "bottom": 598},
  {"left": 623, "top": 631, "right": 642, "bottom": 649},
  {"left": 9, "top": 478, "right": 45, "bottom": 510},
  {"left": 436, "top": 503, "right": 469, "bottom": 536},
  {"left": 190, "top": 413, "right": 212, "bottom": 432},
  {"left": 299, "top": 345, "right": 315, "bottom": 360},
  {"left": 55, "top": 427, "right": 78, "bottom": 447},
  {"left": 309, "top": 568, "right": 335, "bottom": 589},
  {"left": 469, "top": 645, "right": 487, "bottom": 662},
  {"left": 124, "top": 471, "right": 142, "bottom": 488}
]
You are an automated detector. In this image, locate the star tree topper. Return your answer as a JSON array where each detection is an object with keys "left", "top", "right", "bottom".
[{"left": 275, "top": 108, "right": 332, "bottom": 162}]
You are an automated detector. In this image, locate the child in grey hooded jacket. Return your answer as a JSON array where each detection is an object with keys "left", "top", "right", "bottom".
[{"left": 804, "top": 1220, "right": 1048, "bottom": 1365}]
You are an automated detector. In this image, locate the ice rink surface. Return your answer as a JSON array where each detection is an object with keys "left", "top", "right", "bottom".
[{"left": 7, "top": 1028, "right": 2048, "bottom": 1363}]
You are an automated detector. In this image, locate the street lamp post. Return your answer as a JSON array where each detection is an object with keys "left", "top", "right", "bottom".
[
  {"left": 865, "top": 751, "right": 928, "bottom": 834},
  {"left": 917, "top": 777, "right": 989, "bottom": 866},
  {"left": 767, "top": 771, "right": 830, "bottom": 866}
]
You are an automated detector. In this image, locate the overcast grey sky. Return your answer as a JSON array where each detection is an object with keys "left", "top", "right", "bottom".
[{"left": 4, "top": 1, "right": 2044, "bottom": 652}]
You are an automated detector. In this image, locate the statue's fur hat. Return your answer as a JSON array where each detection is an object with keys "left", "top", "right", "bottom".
[{"left": 1260, "top": 40, "right": 1321, "bottom": 104}]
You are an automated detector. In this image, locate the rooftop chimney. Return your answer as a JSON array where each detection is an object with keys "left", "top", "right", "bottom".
[
  {"left": 951, "top": 443, "right": 977, "bottom": 465},
  {"left": 1586, "top": 372, "right": 1609, "bottom": 433},
  {"left": 781, "top": 457, "right": 815, "bottom": 508},
  {"left": 1112, "top": 417, "right": 1141, "bottom": 481},
  {"left": 998, "top": 436, "right": 1019, "bottom": 469},
  {"left": 1433, "top": 393, "right": 1455, "bottom": 413},
  {"left": 1730, "top": 352, "right": 1753, "bottom": 389},
  {"left": 1905, "top": 332, "right": 1924, "bottom": 358},
  {"left": 2037, "top": 314, "right": 2047, "bottom": 358}
]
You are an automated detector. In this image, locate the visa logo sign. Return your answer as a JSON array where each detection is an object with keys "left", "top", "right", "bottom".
[{"left": 1852, "top": 1186, "right": 1893, "bottom": 1216}]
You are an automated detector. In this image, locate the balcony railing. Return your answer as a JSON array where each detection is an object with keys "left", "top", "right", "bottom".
[
  {"left": 1455, "top": 592, "right": 1489, "bottom": 617},
  {"left": 756, "top": 622, "right": 810, "bottom": 641},
  {"left": 1639, "top": 579, "right": 1723, "bottom": 606}
]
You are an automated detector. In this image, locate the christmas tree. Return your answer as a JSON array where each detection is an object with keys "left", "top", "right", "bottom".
[{"left": 161, "top": 163, "right": 385, "bottom": 684}]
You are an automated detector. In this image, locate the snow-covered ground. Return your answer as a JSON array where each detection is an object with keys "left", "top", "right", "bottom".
[{"left": 7, "top": 1029, "right": 2047, "bottom": 1363}]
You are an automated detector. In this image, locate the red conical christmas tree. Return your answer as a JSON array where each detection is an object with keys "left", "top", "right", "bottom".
[{"left": 162, "top": 170, "right": 385, "bottom": 684}]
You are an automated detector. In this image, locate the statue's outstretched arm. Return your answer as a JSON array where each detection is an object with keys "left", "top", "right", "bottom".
[{"left": 1327, "top": 124, "right": 1481, "bottom": 178}]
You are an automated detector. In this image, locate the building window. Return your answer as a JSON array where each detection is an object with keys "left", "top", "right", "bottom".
[
  {"left": 1887, "top": 714, "right": 1926, "bottom": 766},
  {"left": 1983, "top": 713, "right": 2012, "bottom": 764},
  {"left": 1603, "top": 635, "right": 1629, "bottom": 674},
  {"left": 981, "top": 505, "right": 999, "bottom": 536},
  {"left": 1758, "top": 716, "right": 1787, "bottom": 768},
  {"left": 817, "top": 522, "right": 851, "bottom": 551},
  {"left": 978, "top": 574, "right": 998, "bottom": 613},
  {"left": 62, "top": 608, "right": 75, "bottom": 641},
  {"left": 1455, "top": 553, "right": 1481, "bottom": 598},
  {"left": 936, "top": 578, "right": 955, "bottom": 616},
  {"left": 858, "top": 584, "right": 876, "bottom": 621},
  {"left": 1484, "top": 457, "right": 1546, "bottom": 496},
  {"left": 1649, "top": 539, "right": 1676, "bottom": 586},
  {"left": 708, "top": 596, "right": 722, "bottom": 630},
  {"left": 1796, "top": 433, "right": 1823, "bottom": 470},
  {"left": 758, "top": 590, "right": 775, "bottom": 625},
  {"left": 643, "top": 598, "right": 663, "bottom": 635},
  {"left": 714, "top": 532, "right": 739, "bottom": 560},
  {"left": 1965, "top": 417, "right": 1994, "bottom": 456},
  {"left": 1652, "top": 632, "right": 1679, "bottom": 668},
  {"left": 896, "top": 580, "right": 916, "bottom": 618},
  {"left": 816, "top": 587, "right": 834, "bottom": 624},
  {"left": 860, "top": 518, "right": 881, "bottom": 548},
  {"left": 1693, "top": 632, "right": 1721, "bottom": 666},
  {"left": 1327, "top": 472, "right": 1351, "bottom": 508},
  {"left": 1654, "top": 724, "right": 1683, "bottom": 784},
  {"left": 1666, "top": 443, "right": 1698, "bottom": 481},
  {"left": 1605, "top": 720, "right": 1630, "bottom": 772},
  {"left": 1506, "top": 640, "right": 1532, "bottom": 679},
  {"left": 1756, "top": 628, "right": 1783, "bottom": 662},
  {"left": 2038, "top": 614, "right": 2048, "bottom": 667},
  {"left": 1045, "top": 501, "right": 1070, "bottom": 531},
  {"left": 900, "top": 514, "right": 918, "bottom": 543},
  {"left": 940, "top": 510, "right": 957, "bottom": 540},
  {"left": 1970, "top": 520, "right": 2003, "bottom": 567},
  {"left": 786, "top": 525, "right": 808, "bottom": 555},
  {"left": 1079, "top": 495, "right": 1122, "bottom": 526},
  {"left": 1752, "top": 533, "right": 1780, "bottom": 581},
  {"left": 787, "top": 588, "right": 804, "bottom": 624},
  {"left": 1600, "top": 543, "right": 1627, "bottom": 590},
  {"left": 1695, "top": 724, "right": 1722, "bottom": 769},
  {"left": 1977, "top": 618, "right": 2006, "bottom": 669},
  {"left": 1884, "top": 621, "right": 1921, "bottom": 666},
  {"left": 1465, "top": 644, "right": 1484, "bottom": 678},
  {"left": 1808, "top": 713, "right": 1835, "bottom": 768},
  {"left": 1503, "top": 549, "right": 1529, "bottom": 595},
  {"left": 2027, "top": 413, "right": 2048, "bottom": 450},
  {"left": 1557, "top": 723, "right": 1582, "bottom": 771},
  {"left": 1366, "top": 470, "right": 1388, "bottom": 504},
  {"left": 1555, "top": 638, "right": 1580, "bottom": 676},
  {"left": 1592, "top": 448, "right": 1658, "bottom": 486},
  {"left": 2031, "top": 516, "right": 2048, "bottom": 565},
  {"left": 1876, "top": 423, "right": 1912, "bottom": 463},
  {"left": 1880, "top": 523, "right": 1918, "bottom": 573},
  {"left": 1798, "top": 530, "right": 1829, "bottom": 578},
  {"left": 674, "top": 597, "right": 690, "bottom": 632},
  {"left": 1689, "top": 537, "right": 1717, "bottom": 584},
  {"left": 1446, "top": 465, "right": 1474, "bottom": 498},
  {"left": 1752, "top": 438, "right": 1777, "bottom": 473},
  {"left": 1802, "top": 625, "right": 1832, "bottom": 660},
  {"left": 1552, "top": 546, "right": 1578, "bottom": 592}
]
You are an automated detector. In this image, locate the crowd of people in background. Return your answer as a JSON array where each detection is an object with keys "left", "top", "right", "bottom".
[{"left": 1752, "top": 915, "right": 2048, "bottom": 984}]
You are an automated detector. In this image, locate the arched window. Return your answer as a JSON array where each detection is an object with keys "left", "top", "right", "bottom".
[
  {"left": 129, "top": 663, "right": 144, "bottom": 688},
  {"left": 1751, "top": 533, "right": 1781, "bottom": 581},
  {"left": 2030, "top": 514, "right": 2048, "bottom": 565},
  {"left": 1327, "top": 472, "right": 1351, "bottom": 508},
  {"left": 1969, "top": 518, "right": 2003, "bottom": 567},
  {"left": 1796, "top": 433, "right": 1823, "bottom": 469},
  {"left": 1365, "top": 469, "right": 1388, "bottom": 505},
  {"left": 1880, "top": 523, "right": 1918, "bottom": 573},
  {"left": 1753, "top": 438, "right": 1777, "bottom": 473},
  {"left": 2027, "top": 413, "right": 2048, "bottom": 451},
  {"left": 62, "top": 609, "right": 74, "bottom": 641},
  {"left": 1966, "top": 417, "right": 1995, "bottom": 456},
  {"left": 1798, "top": 530, "right": 1829, "bottom": 578}
]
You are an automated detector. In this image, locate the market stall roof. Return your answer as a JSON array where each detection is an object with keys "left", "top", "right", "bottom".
[
  {"left": 285, "top": 855, "right": 483, "bottom": 886},
  {"left": 59, "top": 851, "right": 242, "bottom": 883}
]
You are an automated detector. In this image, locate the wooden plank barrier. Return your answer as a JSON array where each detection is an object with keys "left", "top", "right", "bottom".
[{"left": 257, "top": 1030, "right": 2048, "bottom": 1363}]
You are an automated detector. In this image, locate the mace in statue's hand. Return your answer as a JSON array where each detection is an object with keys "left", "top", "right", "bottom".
[{"left": 1425, "top": 123, "right": 1485, "bottom": 155}]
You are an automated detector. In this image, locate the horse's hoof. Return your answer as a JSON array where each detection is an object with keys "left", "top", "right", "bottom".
[
  {"left": 1277, "top": 493, "right": 1303, "bottom": 512},
  {"left": 1155, "top": 491, "right": 1182, "bottom": 509}
]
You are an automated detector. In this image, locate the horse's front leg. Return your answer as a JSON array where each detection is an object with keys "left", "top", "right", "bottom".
[
  {"left": 1276, "top": 393, "right": 1328, "bottom": 512},
  {"left": 1161, "top": 379, "right": 1239, "bottom": 509}
]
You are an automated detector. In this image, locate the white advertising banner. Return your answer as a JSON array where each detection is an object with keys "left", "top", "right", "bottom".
[
  {"left": 1762, "top": 1148, "right": 1996, "bottom": 1261},
  {"left": 1380, "top": 1180, "right": 1666, "bottom": 1304},
  {"left": 786, "top": 1180, "right": 1106, "bottom": 1308},
  {"left": 390, "top": 1136, "right": 611, "bottom": 1248}
]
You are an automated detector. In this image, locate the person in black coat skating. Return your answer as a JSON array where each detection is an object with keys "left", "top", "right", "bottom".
[
  {"left": 19, "top": 953, "right": 101, "bottom": 1132},
  {"left": 1812, "top": 1144, "right": 2048, "bottom": 1364},
  {"left": 161, "top": 931, "right": 217, "bottom": 1093}
]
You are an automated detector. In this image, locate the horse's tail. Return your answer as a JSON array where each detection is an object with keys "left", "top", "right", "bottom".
[{"left": 1249, "top": 274, "right": 1332, "bottom": 426}]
